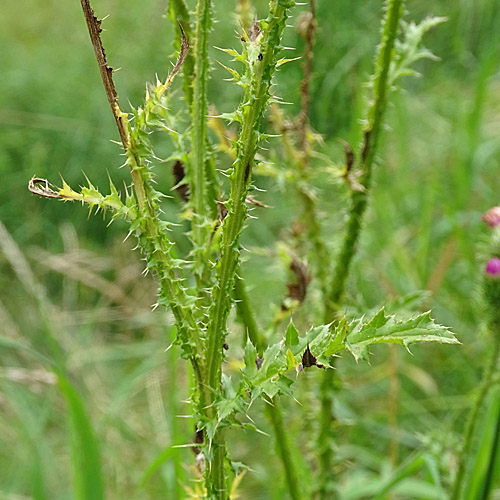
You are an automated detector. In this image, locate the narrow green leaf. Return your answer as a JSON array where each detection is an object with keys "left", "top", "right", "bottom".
[
  {"left": 285, "top": 320, "right": 299, "bottom": 347},
  {"left": 58, "top": 376, "right": 105, "bottom": 500},
  {"left": 463, "top": 384, "right": 500, "bottom": 500}
]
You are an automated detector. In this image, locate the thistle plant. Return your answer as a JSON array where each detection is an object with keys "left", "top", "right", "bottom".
[{"left": 28, "top": 0, "right": 459, "bottom": 498}]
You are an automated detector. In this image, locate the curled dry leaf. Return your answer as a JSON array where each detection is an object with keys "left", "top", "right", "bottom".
[{"left": 28, "top": 177, "right": 61, "bottom": 199}]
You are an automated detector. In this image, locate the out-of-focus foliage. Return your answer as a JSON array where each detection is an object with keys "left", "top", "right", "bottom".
[{"left": 1, "top": 0, "right": 500, "bottom": 498}]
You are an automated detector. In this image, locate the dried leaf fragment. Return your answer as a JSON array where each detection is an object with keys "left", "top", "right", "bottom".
[{"left": 28, "top": 177, "right": 61, "bottom": 199}]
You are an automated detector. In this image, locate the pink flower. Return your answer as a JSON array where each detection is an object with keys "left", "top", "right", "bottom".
[
  {"left": 485, "top": 257, "right": 500, "bottom": 277},
  {"left": 481, "top": 207, "right": 500, "bottom": 228}
]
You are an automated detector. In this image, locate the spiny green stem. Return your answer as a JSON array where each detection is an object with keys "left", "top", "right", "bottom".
[
  {"left": 190, "top": 0, "right": 212, "bottom": 278},
  {"left": 203, "top": 2, "right": 294, "bottom": 495},
  {"left": 315, "top": 369, "right": 340, "bottom": 499},
  {"left": 266, "top": 399, "right": 303, "bottom": 500},
  {"left": 327, "top": 0, "right": 404, "bottom": 317},
  {"left": 207, "top": 429, "right": 228, "bottom": 500},
  {"left": 318, "top": 2, "right": 404, "bottom": 498},
  {"left": 451, "top": 320, "right": 500, "bottom": 500},
  {"left": 205, "top": 0, "right": 293, "bottom": 398},
  {"left": 79, "top": 0, "right": 209, "bottom": 416}
]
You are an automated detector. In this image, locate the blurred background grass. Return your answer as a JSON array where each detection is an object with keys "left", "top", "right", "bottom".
[{"left": 1, "top": 0, "right": 500, "bottom": 498}]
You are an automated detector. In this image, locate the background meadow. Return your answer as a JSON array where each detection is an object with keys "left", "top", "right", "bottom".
[{"left": 1, "top": 0, "right": 500, "bottom": 498}]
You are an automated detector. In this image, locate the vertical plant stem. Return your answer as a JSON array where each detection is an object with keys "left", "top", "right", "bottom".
[
  {"left": 203, "top": 3, "right": 294, "bottom": 495},
  {"left": 205, "top": 0, "right": 292, "bottom": 393},
  {"left": 451, "top": 320, "right": 500, "bottom": 500},
  {"left": 191, "top": 0, "right": 212, "bottom": 277},
  {"left": 167, "top": 334, "right": 186, "bottom": 499},
  {"left": 270, "top": 104, "right": 329, "bottom": 310},
  {"left": 297, "top": 0, "right": 316, "bottom": 153},
  {"left": 79, "top": 0, "right": 210, "bottom": 424},
  {"left": 327, "top": 0, "right": 404, "bottom": 316},
  {"left": 317, "top": 1, "right": 404, "bottom": 497},
  {"left": 267, "top": 399, "right": 303, "bottom": 500},
  {"left": 234, "top": 273, "right": 305, "bottom": 499},
  {"left": 480, "top": 396, "right": 500, "bottom": 500},
  {"left": 316, "top": 368, "right": 339, "bottom": 499}
]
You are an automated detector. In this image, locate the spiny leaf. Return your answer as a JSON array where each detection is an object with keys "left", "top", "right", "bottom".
[{"left": 345, "top": 308, "right": 460, "bottom": 362}]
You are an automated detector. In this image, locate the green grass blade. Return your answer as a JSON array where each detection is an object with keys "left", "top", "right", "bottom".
[
  {"left": 462, "top": 384, "right": 500, "bottom": 500},
  {"left": 58, "top": 376, "right": 105, "bottom": 500}
]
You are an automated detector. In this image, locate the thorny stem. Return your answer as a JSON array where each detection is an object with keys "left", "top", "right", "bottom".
[
  {"left": 79, "top": 0, "right": 147, "bottom": 215},
  {"left": 451, "top": 319, "right": 500, "bottom": 500},
  {"left": 327, "top": 0, "right": 404, "bottom": 317},
  {"left": 191, "top": 0, "right": 212, "bottom": 279},
  {"left": 167, "top": 0, "right": 195, "bottom": 106},
  {"left": 205, "top": 0, "right": 292, "bottom": 396},
  {"left": 78, "top": 0, "right": 209, "bottom": 410},
  {"left": 203, "top": 2, "right": 294, "bottom": 495},
  {"left": 317, "top": 1, "right": 404, "bottom": 498}
]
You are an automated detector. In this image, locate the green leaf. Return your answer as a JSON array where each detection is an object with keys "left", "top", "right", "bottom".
[
  {"left": 324, "top": 317, "right": 348, "bottom": 356},
  {"left": 346, "top": 308, "right": 459, "bottom": 362},
  {"left": 285, "top": 320, "right": 299, "bottom": 347},
  {"left": 243, "top": 340, "right": 258, "bottom": 379},
  {"left": 462, "top": 384, "right": 500, "bottom": 500},
  {"left": 286, "top": 348, "right": 299, "bottom": 370},
  {"left": 216, "top": 374, "right": 247, "bottom": 421},
  {"left": 58, "top": 376, "right": 105, "bottom": 500}
]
